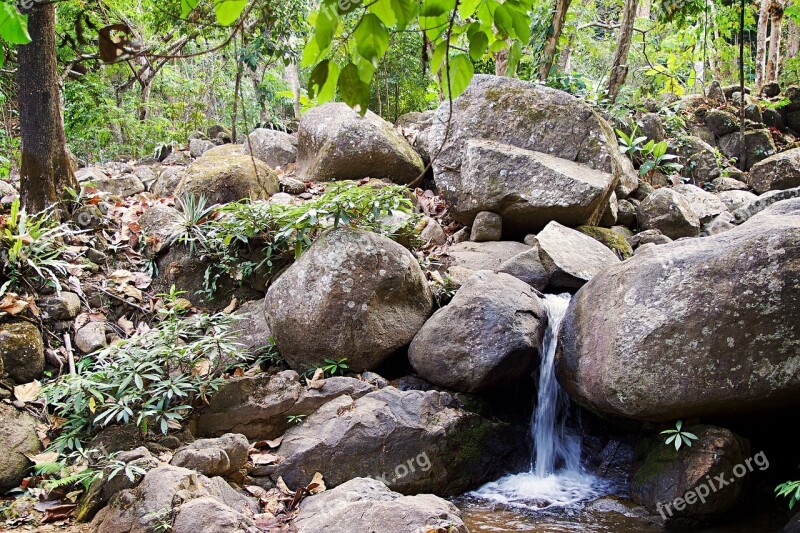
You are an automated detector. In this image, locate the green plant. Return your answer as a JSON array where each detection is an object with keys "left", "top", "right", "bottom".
[
  {"left": 167, "top": 194, "right": 216, "bottom": 253},
  {"left": 660, "top": 420, "right": 699, "bottom": 450},
  {"left": 776, "top": 480, "right": 800, "bottom": 510},
  {"left": 638, "top": 140, "right": 683, "bottom": 177},
  {"left": 321, "top": 357, "right": 349, "bottom": 376},
  {"left": 287, "top": 414, "right": 306, "bottom": 425},
  {"left": 143, "top": 507, "right": 173, "bottom": 533},
  {"left": 252, "top": 336, "right": 286, "bottom": 369},
  {"left": 616, "top": 128, "right": 649, "bottom": 161}
]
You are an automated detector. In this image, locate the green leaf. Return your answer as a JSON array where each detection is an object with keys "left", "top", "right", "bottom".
[
  {"left": 315, "top": 4, "right": 340, "bottom": 52},
  {"left": 354, "top": 14, "right": 390, "bottom": 65},
  {"left": 181, "top": 0, "right": 201, "bottom": 18},
  {"left": 0, "top": 3, "right": 31, "bottom": 45},
  {"left": 459, "top": 0, "right": 481, "bottom": 18},
  {"left": 505, "top": 40, "right": 522, "bottom": 76},
  {"left": 468, "top": 30, "right": 488, "bottom": 61},
  {"left": 213, "top": 0, "right": 247, "bottom": 26},
  {"left": 441, "top": 53, "right": 474, "bottom": 99},
  {"left": 430, "top": 40, "right": 448, "bottom": 73},
  {"left": 493, "top": 4, "right": 513, "bottom": 37},
  {"left": 390, "top": 0, "right": 418, "bottom": 29},
  {"left": 338, "top": 63, "right": 371, "bottom": 115},
  {"left": 337, "top": 0, "right": 362, "bottom": 14},
  {"left": 369, "top": 0, "right": 397, "bottom": 25},
  {"left": 308, "top": 60, "right": 340, "bottom": 103},
  {"left": 511, "top": 12, "right": 531, "bottom": 44},
  {"left": 0, "top": 47, "right": 5, "bottom": 69},
  {"left": 301, "top": 36, "right": 324, "bottom": 68}
]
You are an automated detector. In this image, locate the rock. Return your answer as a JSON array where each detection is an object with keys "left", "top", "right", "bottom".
[
  {"left": 558, "top": 199, "right": 800, "bottom": 421},
  {"left": 297, "top": 103, "right": 424, "bottom": 184},
  {"left": 469, "top": 211, "right": 502, "bottom": 242},
  {"left": 75, "top": 166, "right": 108, "bottom": 183},
  {"left": 229, "top": 299, "right": 271, "bottom": 355},
  {"left": 600, "top": 192, "right": 618, "bottom": 227},
  {"left": 497, "top": 248, "right": 550, "bottom": 290},
  {"left": 294, "top": 477, "right": 468, "bottom": 533},
  {"left": 425, "top": 75, "right": 635, "bottom": 230},
  {"left": 785, "top": 513, "right": 800, "bottom": 533},
  {"left": 197, "top": 370, "right": 373, "bottom": 440},
  {"left": 0, "top": 404, "right": 41, "bottom": 492},
  {"left": 244, "top": 129, "right": 297, "bottom": 169},
  {"left": 408, "top": 271, "right": 545, "bottom": 393},
  {"left": 761, "top": 82, "right": 781, "bottom": 98},
  {"left": 279, "top": 176, "right": 306, "bottom": 195},
  {"left": 171, "top": 434, "right": 249, "bottom": 477},
  {"left": 92, "top": 465, "right": 257, "bottom": 533},
  {"left": 712, "top": 177, "right": 749, "bottom": 191},
  {"left": 266, "top": 227, "right": 432, "bottom": 372},
  {"left": 74, "top": 322, "right": 107, "bottom": 354},
  {"left": 576, "top": 226, "right": 634, "bottom": 260},
  {"left": 447, "top": 241, "right": 530, "bottom": 272},
  {"left": 617, "top": 199, "right": 638, "bottom": 227},
  {"left": 718, "top": 190, "right": 758, "bottom": 212},
  {"left": 707, "top": 80, "right": 725, "bottom": 101},
  {"left": 0, "top": 321, "right": 44, "bottom": 383},
  {"left": 702, "top": 212, "right": 736, "bottom": 235},
  {"left": 630, "top": 180, "right": 654, "bottom": 202},
  {"left": 272, "top": 387, "right": 525, "bottom": 495},
  {"left": 632, "top": 426, "right": 749, "bottom": 528},
  {"left": 788, "top": 111, "right": 800, "bottom": 133},
  {"left": 732, "top": 186, "right": 800, "bottom": 224},
  {"left": 152, "top": 167, "right": 185, "bottom": 197},
  {"left": 626, "top": 229, "right": 673, "bottom": 248},
  {"left": 268, "top": 192, "right": 293, "bottom": 206},
  {"left": 704, "top": 109, "right": 738, "bottom": 137},
  {"left": 531, "top": 221, "right": 621, "bottom": 289},
  {"left": 90, "top": 174, "right": 146, "bottom": 197},
  {"left": 673, "top": 136, "right": 721, "bottom": 183},
  {"left": 419, "top": 216, "right": 447, "bottom": 245},
  {"left": 748, "top": 148, "right": 800, "bottom": 193},
  {"left": 138, "top": 204, "right": 182, "bottom": 257},
  {"left": 762, "top": 107, "right": 785, "bottom": 130},
  {"left": 744, "top": 103, "right": 763, "bottom": 124},
  {"left": 176, "top": 152, "right": 279, "bottom": 205},
  {"left": 189, "top": 138, "right": 216, "bottom": 158},
  {"left": 672, "top": 184, "right": 727, "bottom": 222},
  {"left": 637, "top": 188, "right": 700, "bottom": 239},
  {"left": 39, "top": 291, "right": 81, "bottom": 320},
  {"left": 718, "top": 129, "right": 777, "bottom": 170},
  {"left": 637, "top": 113, "right": 666, "bottom": 142},
  {"left": 0, "top": 180, "right": 16, "bottom": 201}
]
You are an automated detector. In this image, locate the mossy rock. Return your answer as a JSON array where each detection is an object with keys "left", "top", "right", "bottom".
[
  {"left": 577, "top": 225, "right": 634, "bottom": 259},
  {"left": 0, "top": 320, "right": 44, "bottom": 383}
]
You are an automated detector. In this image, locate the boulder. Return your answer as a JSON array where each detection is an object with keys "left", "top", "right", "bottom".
[
  {"left": 203, "top": 144, "right": 243, "bottom": 158},
  {"left": 632, "top": 426, "right": 749, "bottom": 528},
  {"left": 151, "top": 167, "right": 185, "bottom": 197},
  {"left": 39, "top": 291, "right": 81, "bottom": 321},
  {"left": 176, "top": 152, "right": 279, "bottom": 205},
  {"left": 419, "top": 216, "right": 447, "bottom": 245},
  {"left": 762, "top": 107, "right": 785, "bottom": 130},
  {"left": 408, "top": 271, "right": 545, "bottom": 393},
  {"left": 0, "top": 404, "right": 41, "bottom": 491},
  {"left": 90, "top": 174, "right": 145, "bottom": 197},
  {"left": 672, "top": 136, "right": 720, "bottom": 184},
  {"left": 558, "top": 199, "right": 800, "bottom": 421},
  {"left": 189, "top": 139, "right": 215, "bottom": 158},
  {"left": 424, "top": 75, "right": 636, "bottom": 231},
  {"left": 197, "top": 370, "right": 373, "bottom": 440},
  {"left": 617, "top": 199, "right": 638, "bottom": 227},
  {"left": 789, "top": 111, "right": 800, "bottom": 133},
  {"left": 297, "top": 103, "right": 424, "bottom": 184},
  {"left": 748, "top": 148, "right": 800, "bottom": 194},
  {"left": 531, "top": 221, "right": 621, "bottom": 289},
  {"left": 244, "top": 128, "right": 297, "bottom": 169},
  {"left": 711, "top": 177, "right": 749, "bottom": 192},
  {"left": 672, "top": 184, "right": 727, "bottom": 222},
  {"left": 74, "top": 322, "right": 107, "bottom": 354},
  {"left": 718, "top": 129, "right": 777, "bottom": 170},
  {"left": 637, "top": 113, "right": 666, "bottom": 142},
  {"left": 718, "top": 190, "right": 758, "bottom": 212},
  {"left": 627, "top": 229, "right": 672, "bottom": 249},
  {"left": 576, "top": 226, "right": 634, "bottom": 260},
  {"left": 704, "top": 109, "right": 738, "bottom": 137},
  {"left": 279, "top": 176, "right": 306, "bottom": 195},
  {"left": 497, "top": 248, "right": 550, "bottom": 290},
  {"left": 732, "top": 186, "right": 800, "bottom": 224},
  {"left": 637, "top": 188, "right": 701, "bottom": 239},
  {"left": 707, "top": 80, "right": 725, "bottom": 101},
  {"left": 294, "top": 477, "right": 468, "bottom": 533},
  {"left": 272, "top": 387, "right": 525, "bottom": 495},
  {"left": 469, "top": 211, "right": 502, "bottom": 242},
  {"left": 447, "top": 241, "right": 530, "bottom": 272},
  {"left": 229, "top": 299, "right": 271, "bottom": 355},
  {"left": 702, "top": 212, "right": 736, "bottom": 236},
  {"left": 138, "top": 204, "right": 182, "bottom": 256},
  {"left": 266, "top": 227, "right": 432, "bottom": 372},
  {"left": 0, "top": 321, "right": 44, "bottom": 383},
  {"left": 171, "top": 434, "right": 249, "bottom": 477}
]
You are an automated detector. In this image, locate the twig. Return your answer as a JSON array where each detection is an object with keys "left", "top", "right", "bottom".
[
  {"left": 98, "top": 287, "right": 151, "bottom": 314},
  {"left": 64, "top": 332, "right": 76, "bottom": 376}
]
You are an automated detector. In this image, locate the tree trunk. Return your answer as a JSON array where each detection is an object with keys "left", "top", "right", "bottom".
[
  {"left": 755, "top": 0, "right": 770, "bottom": 88},
  {"left": 537, "top": 0, "right": 572, "bottom": 81},
  {"left": 17, "top": 2, "right": 77, "bottom": 215},
  {"left": 637, "top": 0, "right": 651, "bottom": 19},
  {"left": 494, "top": 48, "right": 509, "bottom": 76},
  {"left": 137, "top": 77, "right": 153, "bottom": 121},
  {"left": 788, "top": 16, "right": 800, "bottom": 60},
  {"left": 765, "top": 0, "right": 785, "bottom": 83},
  {"left": 285, "top": 62, "right": 302, "bottom": 119},
  {"left": 606, "top": 0, "right": 639, "bottom": 101}
]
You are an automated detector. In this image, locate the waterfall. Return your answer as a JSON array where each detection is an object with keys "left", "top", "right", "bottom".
[{"left": 469, "top": 293, "right": 608, "bottom": 509}]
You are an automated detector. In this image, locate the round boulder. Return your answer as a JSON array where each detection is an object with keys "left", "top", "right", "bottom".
[
  {"left": 637, "top": 188, "right": 701, "bottom": 239},
  {"left": 0, "top": 321, "right": 44, "bottom": 383},
  {"left": 244, "top": 128, "right": 297, "bottom": 169},
  {"left": 0, "top": 404, "right": 41, "bottom": 491},
  {"left": 176, "top": 152, "right": 279, "bottom": 205}
]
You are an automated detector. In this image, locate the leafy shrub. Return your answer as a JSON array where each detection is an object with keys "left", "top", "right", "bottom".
[{"left": 776, "top": 480, "right": 800, "bottom": 509}]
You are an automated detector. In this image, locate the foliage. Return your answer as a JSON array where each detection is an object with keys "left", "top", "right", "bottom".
[
  {"left": 43, "top": 287, "right": 247, "bottom": 453},
  {"left": 321, "top": 357, "right": 349, "bottom": 376},
  {"left": 169, "top": 194, "right": 216, "bottom": 254},
  {"left": 660, "top": 420, "right": 698, "bottom": 450},
  {"left": 287, "top": 414, "right": 306, "bottom": 425},
  {"left": 616, "top": 129, "right": 683, "bottom": 178},
  {"left": 776, "top": 480, "right": 800, "bottom": 510}
]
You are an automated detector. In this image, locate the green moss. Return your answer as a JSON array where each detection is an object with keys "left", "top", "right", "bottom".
[{"left": 577, "top": 225, "right": 634, "bottom": 259}]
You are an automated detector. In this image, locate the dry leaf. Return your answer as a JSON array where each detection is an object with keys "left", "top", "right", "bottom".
[
  {"left": 222, "top": 297, "right": 238, "bottom": 314},
  {"left": 307, "top": 472, "right": 325, "bottom": 494},
  {"left": 192, "top": 359, "right": 211, "bottom": 377},
  {"left": 266, "top": 436, "right": 284, "bottom": 448},
  {"left": 307, "top": 368, "right": 325, "bottom": 390},
  {"left": 14, "top": 380, "right": 42, "bottom": 403},
  {"left": 26, "top": 450, "right": 59, "bottom": 465},
  {"left": 276, "top": 476, "right": 293, "bottom": 496},
  {"left": 245, "top": 485, "right": 268, "bottom": 499},
  {"left": 134, "top": 271, "right": 152, "bottom": 289},
  {"left": 118, "top": 316, "right": 135, "bottom": 336},
  {"left": 250, "top": 452, "right": 278, "bottom": 465},
  {"left": 120, "top": 284, "right": 143, "bottom": 301},
  {"left": 233, "top": 367, "right": 245, "bottom": 377},
  {"left": 0, "top": 293, "right": 29, "bottom": 315}
]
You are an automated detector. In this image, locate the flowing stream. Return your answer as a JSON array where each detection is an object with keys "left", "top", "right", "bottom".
[{"left": 469, "top": 293, "right": 608, "bottom": 509}]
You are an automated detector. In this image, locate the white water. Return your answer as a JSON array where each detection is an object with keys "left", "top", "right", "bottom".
[{"left": 470, "top": 293, "right": 608, "bottom": 509}]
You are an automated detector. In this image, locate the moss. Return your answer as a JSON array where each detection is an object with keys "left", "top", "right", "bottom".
[{"left": 577, "top": 225, "right": 634, "bottom": 259}]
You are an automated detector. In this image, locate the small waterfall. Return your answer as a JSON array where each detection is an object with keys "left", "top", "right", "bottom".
[{"left": 470, "top": 293, "right": 607, "bottom": 509}]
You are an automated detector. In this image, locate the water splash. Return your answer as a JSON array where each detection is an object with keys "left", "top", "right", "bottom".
[{"left": 470, "top": 293, "right": 608, "bottom": 509}]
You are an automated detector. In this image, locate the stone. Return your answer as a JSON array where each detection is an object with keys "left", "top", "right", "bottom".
[
  {"left": 617, "top": 198, "right": 638, "bottom": 227},
  {"left": 447, "top": 241, "right": 530, "bottom": 272},
  {"left": 408, "top": 271, "right": 545, "bottom": 393},
  {"left": 637, "top": 188, "right": 700, "bottom": 239},
  {"left": 731, "top": 186, "right": 800, "bottom": 224},
  {"left": 229, "top": 299, "right": 271, "bottom": 355},
  {"left": 171, "top": 433, "right": 249, "bottom": 477},
  {"left": 632, "top": 426, "right": 748, "bottom": 528},
  {"left": 576, "top": 226, "right": 634, "bottom": 260},
  {"left": 762, "top": 107, "right": 784, "bottom": 130},
  {"left": 469, "top": 211, "right": 502, "bottom": 241},
  {"left": 630, "top": 181, "right": 654, "bottom": 202},
  {"left": 172, "top": 497, "right": 259, "bottom": 533},
  {"left": 702, "top": 212, "right": 736, "bottom": 235},
  {"left": 138, "top": 204, "right": 182, "bottom": 256},
  {"left": 162, "top": 150, "right": 191, "bottom": 166},
  {"left": 744, "top": 103, "right": 763, "bottom": 124},
  {"left": 718, "top": 190, "right": 758, "bottom": 212},
  {"left": 558, "top": 199, "right": 800, "bottom": 421},
  {"left": 176, "top": 152, "right": 279, "bottom": 205},
  {"left": 748, "top": 148, "right": 800, "bottom": 193},
  {"left": 152, "top": 167, "right": 185, "bottom": 197},
  {"left": 704, "top": 109, "right": 738, "bottom": 137},
  {"left": 706, "top": 80, "right": 725, "bottom": 101},
  {"left": 531, "top": 221, "right": 621, "bottom": 289},
  {"left": 265, "top": 227, "right": 433, "bottom": 372},
  {"left": 600, "top": 192, "right": 618, "bottom": 227},
  {"left": 711, "top": 177, "right": 749, "bottom": 191},
  {"left": 39, "top": 291, "right": 81, "bottom": 320},
  {"left": 761, "top": 82, "right": 781, "bottom": 98},
  {"left": 75, "top": 166, "right": 108, "bottom": 183},
  {"left": 272, "top": 387, "right": 525, "bottom": 496},
  {"left": 0, "top": 404, "right": 41, "bottom": 491},
  {"left": 189, "top": 138, "right": 215, "bottom": 158},
  {"left": 672, "top": 136, "right": 721, "bottom": 184},
  {"left": 74, "top": 322, "right": 107, "bottom": 354},
  {"left": 0, "top": 321, "right": 44, "bottom": 383},
  {"left": 788, "top": 111, "right": 800, "bottom": 133},
  {"left": 497, "top": 248, "right": 550, "bottom": 290},
  {"left": 637, "top": 113, "right": 666, "bottom": 142},
  {"left": 718, "top": 129, "right": 777, "bottom": 170},
  {"left": 90, "top": 174, "right": 146, "bottom": 197},
  {"left": 244, "top": 128, "right": 297, "bottom": 169},
  {"left": 297, "top": 103, "right": 424, "bottom": 184},
  {"left": 294, "top": 477, "right": 468, "bottom": 533},
  {"left": 626, "top": 229, "right": 673, "bottom": 249},
  {"left": 279, "top": 176, "right": 306, "bottom": 195},
  {"left": 419, "top": 216, "right": 447, "bottom": 245},
  {"left": 672, "top": 183, "right": 727, "bottom": 222},
  {"left": 197, "top": 370, "right": 373, "bottom": 440},
  {"left": 424, "top": 75, "right": 636, "bottom": 230}
]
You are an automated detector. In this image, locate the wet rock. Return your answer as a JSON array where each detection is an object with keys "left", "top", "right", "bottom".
[
  {"left": 171, "top": 433, "right": 249, "bottom": 477},
  {"left": 469, "top": 211, "right": 502, "bottom": 242},
  {"left": 74, "top": 322, "right": 107, "bottom": 354},
  {"left": 637, "top": 188, "right": 700, "bottom": 239},
  {"left": 748, "top": 148, "right": 800, "bottom": 194},
  {"left": 0, "top": 321, "right": 44, "bottom": 383},
  {"left": 39, "top": 291, "right": 81, "bottom": 320},
  {"left": 176, "top": 152, "right": 279, "bottom": 205},
  {"left": 244, "top": 128, "right": 297, "bottom": 169},
  {"left": 0, "top": 404, "right": 41, "bottom": 491}
]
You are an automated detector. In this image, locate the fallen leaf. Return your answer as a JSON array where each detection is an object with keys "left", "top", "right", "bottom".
[
  {"left": 233, "top": 367, "right": 245, "bottom": 378},
  {"left": 118, "top": 316, "right": 135, "bottom": 336},
  {"left": 266, "top": 436, "right": 283, "bottom": 448},
  {"left": 0, "top": 293, "right": 29, "bottom": 315},
  {"left": 307, "top": 368, "right": 325, "bottom": 390},
  {"left": 41, "top": 503, "right": 76, "bottom": 523},
  {"left": 192, "top": 359, "right": 211, "bottom": 377},
  {"left": 222, "top": 297, "right": 238, "bottom": 314},
  {"left": 26, "top": 450, "right": 59, "bottom": 465},
  {"left": 14, "top": 380, "right": 42, "bottom": 403},
  {"left": 276, "top": 476, "right": 292, "bottom": 496},
  {"left": 134, "top": 271, "right": 152, "bottom": 289},
  {"left": 245, "top": 485, "right": 268, "bottom": 499},
  {"left": 307, "top": 472, "right": 325, "bottom": 494},
  {"left": 250, "top": 452, "right": 278, "bottom": 465},
  {"left": 121, "top": 284, "right": 143, "bottom": 301}
]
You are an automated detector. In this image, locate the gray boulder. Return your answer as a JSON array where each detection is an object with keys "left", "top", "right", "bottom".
[
  {"left": 0, "top": 321, "right": 44, "bottom": 383},
  {"left": 637, "top": 188, "right": 701, "bottom": 239},
  {"left": 704, "top": 109, "right": 738, "bottom": 137},
  {"left": 176, "top": 152, "right": 279, "bottom": 205},
  {"left": 718, "top": 190, "right": 758, "bottom": 212},
  {"left": 170, "top": 433, "right": 249, "bottom": 477},
  {"left": 748, "top": 148, "right": 800, "bottom": 194},
  {"left": 718, "top": 129, "right": 777, "bottom": 170},
  {"left": 244, "top": 128, "right": 297, "bottom": 169},
  {"left": 151, "top": 167, "right": 186, "bottom": 197},
  {"left": 731, "top": 186, "right": 800, "bottom": 224},
  {"left": 711, "top": 177, "right": 749, "bottom": 191},
  {"left": 672, "top": 184, "right": 727, "bottom": 222},
  {"left": 39, "top": 291, "right": 81, "bottom": 321},
  {"left": 497, "top": 248, "right": 550, "bottom": 290},
  {"left": 447, "top": 241, "right": 530, "bottom": 272},
  {"left": 0, "top": 404, "right": 41, "bottom": 491},
  {"left": 91, "top": 174, "right": 145, "bottom": 197},
  {"left": 138, "top": 204, "right": 182, "bottom": 257},
  {"left": 470, "top": 211, "right": 502, "bottom": 242},
  {"left": 189, "top": 138, "right": 215, "bottom": 158},
  {"left": 229, "top": 299, "right": 271, "bottom": 355}
]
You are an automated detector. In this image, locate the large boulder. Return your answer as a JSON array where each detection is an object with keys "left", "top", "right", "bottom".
[
  {"left": 272, "top": 387, "right": 525, "bottom": 496},
  {"left": 170, "top": 433, "right": 249, "bottom": 477},
  {"left": 718, "top": 129, "right": 777, "bottom": 170},
  {"left": 558, "top": 199, "right": 800, "bottom": 421},
  {"left": 637, "top": 188, "right": 701, "bottom": 239},
  {"left": 748, "top": 148, "right": 800, "bottom": 194},
  {"left": 672, "top": 184, "right": 727, "bottom": 222},
  {"left": 732, "top": 186, "right": 800, "bottom": 224},
  {"left": 0, "top": 320, "right": 44, "bottom": 383},
  {"left": 296, "top": 103, "right": 424, "bottom": 184},
  {"left": 424, "top": 75, "right": 636, "bottom": 232},
  {"left": 175, "top": 152, "right": 279, "bottom": 205},
  {"left": 294, "top": 477, "right": 468, "bottom": 533},
  {"left": 197, "top": 370, "right": 373, "bottom": 440},
  {"left": 243, "top": 128, "right": 297, "bottom": 169},
  {"left": 447, "top": 240, "right": 530, "bottom": 272},
  {"left": 265, "top": 227, "right": 433, "bottom": 372},
  {"left": 0, "top": 404, "right": 41, "bottom": 491},
  {"left": 408, "top": 271, "right": 545, "bottom": 393}
]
